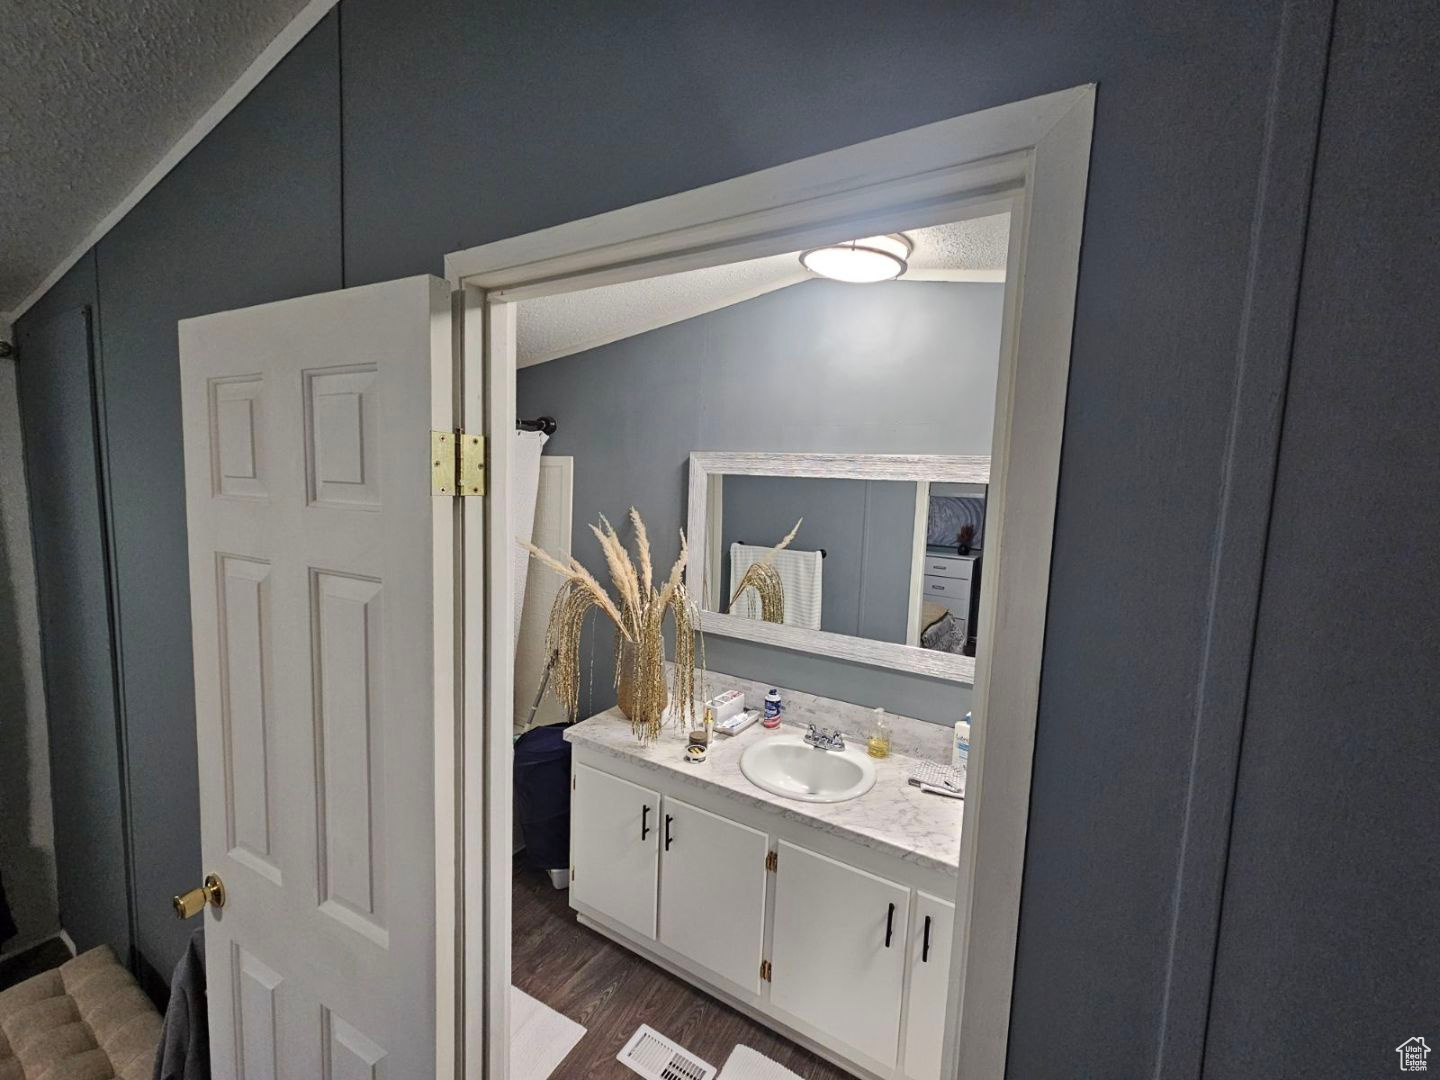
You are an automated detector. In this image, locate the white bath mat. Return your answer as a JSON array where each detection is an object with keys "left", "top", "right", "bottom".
[
  {"left": 717, "top": 1045, "right": 804, "bottom": 1080},
  {"left": 510, "top": 986, "right": 585, "bottom": 1080},
  {"left": 617, "top": 1023, "right": 716, "bottom": 1080}
]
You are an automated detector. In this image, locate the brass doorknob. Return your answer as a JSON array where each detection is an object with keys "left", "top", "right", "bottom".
[{"left": 173, "top": 873, "right": 226, "bottom": 919}]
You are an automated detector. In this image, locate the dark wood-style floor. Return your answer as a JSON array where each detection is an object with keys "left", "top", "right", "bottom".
[{"left": 512, "top": 856, "right": 855, "bottom": 1079}]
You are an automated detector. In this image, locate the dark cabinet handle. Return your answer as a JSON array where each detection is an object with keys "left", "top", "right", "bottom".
[
  {"left": 641, "top": 805, "right": 651, "bottom": 841},
  {"left": 885, "top": 902, "right": 896, "bottom": 948},
  {"left": 922, "top": 915, "right": 932, "bottom": 962},
  {"left": 664, "top": 814, "right": 674, "bottom": 851}
]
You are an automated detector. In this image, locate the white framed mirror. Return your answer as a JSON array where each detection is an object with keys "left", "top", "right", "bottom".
[{"left": 687, "top": 451, "right": 990, "bottom": 683}]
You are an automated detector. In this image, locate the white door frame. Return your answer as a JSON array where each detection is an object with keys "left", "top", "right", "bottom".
[
  {"left": 445, "top": 84, "right": 1095, "bottom": 1080},
  {"left": 907, "top": 480, "right": 931, "bottom": 647}
]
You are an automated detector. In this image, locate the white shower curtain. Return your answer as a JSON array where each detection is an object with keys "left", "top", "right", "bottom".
[{"left": 511, "top": 429, "right": 549, "bottom": 657}]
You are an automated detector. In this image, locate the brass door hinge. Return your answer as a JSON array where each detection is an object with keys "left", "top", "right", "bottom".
[
  {"left": 431, "top": 430, "right": 486, "bottom": 497},
  {"left": 760, "top": 960, "right": 772, "bottom": 982},
  {"left": 765, "top": 850, "right": 778, "bottom": 873}
]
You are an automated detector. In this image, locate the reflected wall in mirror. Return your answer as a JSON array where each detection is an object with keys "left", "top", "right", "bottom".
[{"left": 688, "top": 452, "right": 989, "bottom": 684}]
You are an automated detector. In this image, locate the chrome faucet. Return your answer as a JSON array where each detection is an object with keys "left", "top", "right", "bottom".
[{"left": 804, "top": 723, "right": 846, "bottom": 751}]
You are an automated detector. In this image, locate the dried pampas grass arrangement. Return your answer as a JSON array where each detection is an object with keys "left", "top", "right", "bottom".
[
  {"left": 521, "top": 508, "right": 701, "bottom": 744},
  {"left": 728, "top": 518, "right": 802, "bottom": 624}
]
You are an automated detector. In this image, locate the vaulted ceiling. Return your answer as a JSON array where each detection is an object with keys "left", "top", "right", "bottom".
[
  {"left": 0, "top": 0, "right": 313, "bottom": 315},
  {"left": 0, "top": 3, "right": 1011, "bottom": 337},
  {"left": 515, "top": 215, "right": 1011, "bottom": 367}
]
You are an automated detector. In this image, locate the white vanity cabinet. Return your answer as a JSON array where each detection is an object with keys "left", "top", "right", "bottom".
[
  {"left": 569, "top": 763, "right": 660, "bottom": 939},
  {"left": 903, "top": 892, "right": 957, "bottom": 1080},
  {"left": 657, "top": 797, "right": 770, "bottom": 993},
  {"left": 567, "top": 742, "right": 959, "bottom": 1080},
  {"left": 769, "top": 841, "right": 911, "bottom": 1070}
]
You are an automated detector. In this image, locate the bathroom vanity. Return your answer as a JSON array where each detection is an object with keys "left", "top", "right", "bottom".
[{"left": 565, "top": 708, "right": 963, "bottom": 1080}]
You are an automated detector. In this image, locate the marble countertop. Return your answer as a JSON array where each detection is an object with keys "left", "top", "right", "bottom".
[{"left": 565, "top": 709, "right": 963, "bottom": 876}]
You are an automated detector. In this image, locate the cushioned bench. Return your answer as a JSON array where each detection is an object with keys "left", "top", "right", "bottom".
[{"left": 0, "top": 946, "right": 160, "bottom": 1080}]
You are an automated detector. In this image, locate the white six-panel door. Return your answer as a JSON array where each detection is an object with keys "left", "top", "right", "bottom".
[{"left": 180, "top": 275, "right": 455, "bottom": 1079}]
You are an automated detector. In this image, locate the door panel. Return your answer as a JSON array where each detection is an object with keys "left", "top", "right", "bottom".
[
  {"left": 181, "top": 275, "right": 453, "bottom": 1078},
  {"left": 570, "top": 763, "right": 660, "bottom": 939},
  {"left": 903, "top": 892, "right": 955, "bottom": 1080},
  {"left": 769, "top": 840, "right": 910, "bottom": 1069},
  {"left": 658, "top": 797, "right": 769, "bottom": 993},
  {"left": 217, "top": 555, "right": 279, "bottom": 883}
]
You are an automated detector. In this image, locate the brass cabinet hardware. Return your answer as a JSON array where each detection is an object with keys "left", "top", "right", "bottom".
[{"left": 173, "top": 873, "right": 226, "bottom": 919}]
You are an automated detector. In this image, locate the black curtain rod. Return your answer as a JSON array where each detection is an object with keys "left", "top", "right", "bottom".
[{"left": 518, "top": 415, "right": 557, "bottom": 435}]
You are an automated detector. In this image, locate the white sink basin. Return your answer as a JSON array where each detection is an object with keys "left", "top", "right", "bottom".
[{"left": 739, "top": 734, "right": 877, "bottom": 803}]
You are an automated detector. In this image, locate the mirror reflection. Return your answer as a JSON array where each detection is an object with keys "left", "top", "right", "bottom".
[{"left": 705, "top": 473, "right": 987, "bottom": 657}]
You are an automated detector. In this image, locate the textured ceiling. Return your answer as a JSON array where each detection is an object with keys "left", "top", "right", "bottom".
[
  {"left": 517, "top": 214, "right": 1010, "bottom": 367},
  {"left": 0, "top": 0, "right": 314, "bottom": 313},
  {"left": 906, "top": 214, "right": 1011, "bottom": 278}
]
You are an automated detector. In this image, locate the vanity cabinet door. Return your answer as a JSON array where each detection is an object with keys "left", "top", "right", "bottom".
[
  {"left": 902, "top": 892, "right": 956, "bottom": 1080},
  {"left": 569, "top": 763, "right": 660, "bottom": 939},
  {"left": 658, "top": 797, "right": 769, "bottom": 994},
  {"left": 769, "top": 841, "right": 910, "bottom": 1070}
]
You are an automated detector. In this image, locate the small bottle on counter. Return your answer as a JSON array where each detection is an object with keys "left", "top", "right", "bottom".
[
  {"left": 866, "top": 707, "right": 892, "bottom": 758},
  {"left": 762, "top": 688, "right": 783, "bottom": 729},
  {"left": 953, "top": 711, "right": 972, "bottom": 781}
]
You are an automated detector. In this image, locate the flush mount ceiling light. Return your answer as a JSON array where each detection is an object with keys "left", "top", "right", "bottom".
[{"left": 799, "top": 233, "right": 912, "bottom": 283}]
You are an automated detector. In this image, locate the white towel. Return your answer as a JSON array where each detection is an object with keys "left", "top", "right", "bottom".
[
  {"left": 718, "top": 1045, "right": 803, "bottom": 1079},
  {"left": 728, "top": 543, "right": 823, "bottom": 630},
  {"left": 510, "top": 429, "right": 549, "bottom": 657},
  {"left": 510, "top": 986, "right": 585, "bottom": 1079}
]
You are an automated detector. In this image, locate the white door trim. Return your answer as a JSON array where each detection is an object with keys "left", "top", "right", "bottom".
[
  {"left": 447, "top": 84, "right": 1095, "bottom": 1080},
  {"left": 907, "top": 481, "right": 931, "bottom": 647}
]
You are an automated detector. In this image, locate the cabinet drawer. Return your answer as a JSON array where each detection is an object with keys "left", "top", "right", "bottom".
[
  {"left": 923, "top": 576, "right": 971, "bottom": 602},
  {"left": 923, "top": 554, "right": 972, "bottom": 580}
]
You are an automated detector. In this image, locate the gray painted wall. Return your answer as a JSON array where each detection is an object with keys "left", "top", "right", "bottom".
[
  {"left": 14, "top": 290, "right": 130, "bottom": 961},
  {"left": 13, "top": 2, "right": 1437, "bottom": 1075},
  {"left": 720, "top": 477, "right": 917, "bottom": 645},
  {"left": 89, "top": 14, "right": 343, "bottom": 991},
  {"left": 12, "top": 14, "right": 342, "bottom": 993},
  {"left": 519, "top": 279, "right": 1001, "bottom": 725},
  {"left": 0, "top": 352, "right": 59, "bottom": 956},
  {"left": 1201, "top": 4, "right": 1440, "bottom": 1075}
]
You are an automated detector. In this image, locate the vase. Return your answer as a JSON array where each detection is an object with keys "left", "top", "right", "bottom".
[{"left": 616, "top": 640, "right": 668, "bottom": 729}]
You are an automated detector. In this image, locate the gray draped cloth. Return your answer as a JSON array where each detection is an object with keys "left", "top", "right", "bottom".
[{"left": 153, "top": 929, "right": 209, "bottom": 1080}]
